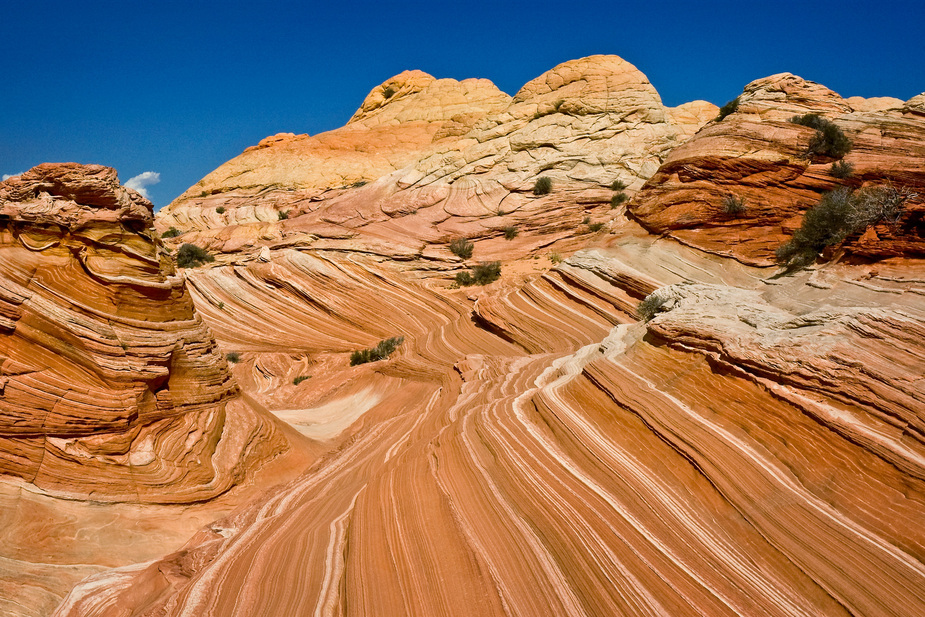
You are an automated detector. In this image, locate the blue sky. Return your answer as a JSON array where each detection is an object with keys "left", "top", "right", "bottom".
[{"left": 2, "top": 0, "right": 922, "bottom": 209}]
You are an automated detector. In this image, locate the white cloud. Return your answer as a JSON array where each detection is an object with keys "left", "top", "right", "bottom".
[
  {"left": 2, "top": 172, "right": 25, "bottom": 181},
  {"left": 124, "top": 171, "right": 161, "bottom": 199}
]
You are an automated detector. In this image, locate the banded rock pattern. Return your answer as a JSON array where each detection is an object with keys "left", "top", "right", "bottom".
[
  {"left": 629, "top": 73, "right": 925, "bottom": 264},
  {"left": 0, "top": 163, "right": 284, "bottom": 503}
]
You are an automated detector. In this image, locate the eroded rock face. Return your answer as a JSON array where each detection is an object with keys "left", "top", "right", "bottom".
[
  {"left": 0, "top": 163, "right": 283, "bottom": 503},
  {"left": 156, "top": 55, "right": 717, "bottom": 272},
  {"left": 157, "top": 70, "right": 513, "bottom": 231},
  {"left": 629, "top": 73, "right": 925, "bottom": 265}
]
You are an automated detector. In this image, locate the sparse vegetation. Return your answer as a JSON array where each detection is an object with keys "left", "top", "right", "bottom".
[
  {"left": 278, "top": 210, "right": 289, "bottom": 220},
  {"left": 611, "top": 192, "right": 629, "bottom": 208},
  {"left": 790, "top": 113, "right": 852, "bottom": 159},
  {"left": 161, "top": 227, "right": 181, "bottom": 239},
  {"left": 775, "top": 183, "right": 912, "bottom": 270},
  {"left": 533, "top": 176, "right": 552, "bottom": 195},
  {"left": 721, "top": 194, "right": 747, "bottom": 216},
  {"left": 582, "top": 216, "right": 591, "bottom": 225},
  {"left": 226, "top": 352, "right": 241, "bottom": 363},
  {"left": 588, "top": 222, "right": 605, "bottom": 232},
  {"left": 610, "top": 179, "right": 627, "bottom": 191},
  {"left": 351, "top": 180, "right": 368, "bottom": 188},
  {"left": 449, "top": 237, "right": 474, "bottom": 259},
  {"left": 549, "top": 252, "right": 563, "bottom": 264},
  {"left": 293, "top": 375, "right": 311, "bottom": 385},
  {"left": 830, "top": 160, "right": 855, "bottom": 179},
  {"left": 350, "top": 336, "right": 403, "bottom": 366},
  {"left": 637, "top": 294, "right": 666, "bottom": 321},
  {"left": 215, "top": 206, "right": 226, "bottom": 214},
  {"left": 715, "top": 96, "right": 740, "bottom": 122},
  {"left": 455, "top": 261, "right": 501, "bottom": 286},
  {"left": 176, "top": 243, "right": 214, "bottom": 268},
  {"left": 217, "top": 301, "right": 224, "bottom": 309},
  {"left": 383, "top": 85, "right": 396, "bottom": 99},
  {"left": 503, "top": 225, "right": 518, "bottom": 240}
]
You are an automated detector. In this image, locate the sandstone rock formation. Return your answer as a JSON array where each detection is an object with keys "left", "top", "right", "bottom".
[
  {"left": 157, "top": 70, "right": 512, "bottom": 231},
  {"left": 0, "top": 163, "right": 284, "bottom": 503},
  {"left": 53, "top": 215, "right": 925, "bottom": 617},
  {"left": 6, "top": 57, "right": 924, "bottom": 617},
  {"left": 155, "top": 55, "right": 717, "bottom": 271},
  {"left": 628, "top": 73, "right": 925, "bottom": 265}
]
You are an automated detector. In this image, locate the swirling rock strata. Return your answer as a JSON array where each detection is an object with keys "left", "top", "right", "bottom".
[
  {"left": 629, "top": 73, "right": 925, "bottom": 264},
  {"left": 0, "top": 163, "right": 284, "bottom": 503}
]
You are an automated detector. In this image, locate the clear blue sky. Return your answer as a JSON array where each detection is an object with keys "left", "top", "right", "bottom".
[{"left": 2, "top": 0, "right": 922, "bottom": 208}]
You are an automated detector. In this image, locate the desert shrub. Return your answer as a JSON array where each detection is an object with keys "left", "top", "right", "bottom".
[
  {"left": 383, "top": 85, "right": 396, "bottom": 99},
  {"left": 715, "top": 96, "right": 740, "bottom": 121},
  {"left": 176, "top": 243, "right": 214, "bottom": 268},
  {"left": 449, "top": 237, "right": 474, "bottom": 259},
  {"left": 161, "top": 227, "right": 180, "bottom": 239},
  {"left": 611, "top": 192, "right": 629, "bottom": 208},
  {"left": 775, "top": 184, "right": 910, "bottom": 270},
  {"left": 533, "top": 176, "right": 552, "bottom": 195},
  {"left": 293, "top": 375, "right": 311, "bottom": 385},
  {"left": 503, "top": 225, "right": 518, "bottom": 240},
  {"left": 830, "top": 160, "right": 854, "bottom": 179},
  {"left": 351, "top": 180, "right": 368, "bottom": 188},
  {"left": 549, "top": 252, "right": 563, "bottom": 264},
  {"left": 215, "top": 206, "right": 226, "bottom": 214},
  {"left": 455, "top": 261, "right": 501, "bottom": 286},
  {"left": 722, "top": 194, "right": 747, "bottom": 216},
  {"left": 582, "top": 216, "right": 591, "bottom": 225},
  {"left": 588, "top": 222, "right": 605, "bottom": 232},
  {"left": 790, "top": 114, "right": 852, "bottom": 159},
  {"left": 350, "top": 336, "right": 404, "bottom": 366},
  {"left": 610, "top": 179, "right": 627, "bottom": 191},
  {"left": 278, "top": 210, "right": 289, "bottom": 220},
  {"left": 226, "top": 352, "right": 241, "bottom": 363},
  {"left": 637, "top": 294, "right": 666, "bottom": 321}
]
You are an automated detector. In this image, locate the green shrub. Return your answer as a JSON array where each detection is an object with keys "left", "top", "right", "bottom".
[
  {"left": 350, "top": 336, "right": 403, "bottom": 366},
  {"left": 226, "top": 352, "right": 241, "bottom": 363},
  {"left": 830, "top": 160, "right": 854, "bottom": 179},
  {"left": 582, "top": 216, "right": 591, "bottom": 225},
  {"left": 503, "top": 225, "right": 518, "bottom": 240},
  {"left": 351, "top": 180, "right": 368, "bottom": 188},
  {"left": 775, "top": 184, "right": 909, "bottom": 270},
  {"left": 637, "top": 294, "right": 666, "bottom": 321},
  {"left": 790, "top": 114, "right": 852, "bottom": 159},
  {"left": 722, "top": 194, "right": 747, "bottom": 216},
  {"left": 455, "top": 261, "right": 501, "bottom": 286},
  {"left": 278, "top": 210, "right": 289, "bottom": 220},
  {"left": 293, "top": 375, "right": 311, "bottom": 385},
  {"left": 176, "top": 243, "right": 215, "bottom": 268},
  {"left": 715, "top": 96, "right": 740, "bottom": 121},
  {"left": 610, "top": 179, "right": 627, "bottom": 191},
  {"left": 161, "top": 227, "right": 181, "bottom": 239},
  {"left": 215, "top": 206, "right": 226, "bottom": 214},
  {"left": 588, "top": 222, "right": 605, "bottom": 232},
  {"left": 611, "top": 192, "right": 628, "bottom": 208},
  {"left": 383, "top": 86, "right": 396, "bottom": 99},
  {"left": 449, "top": 237, "right": 474, "bottom": 259},
  {"left": 549, "top": 252, "right": 563, "bottom": 264},
  {"left": 533, "top": 176, "right": 552, "bottom": 195}
]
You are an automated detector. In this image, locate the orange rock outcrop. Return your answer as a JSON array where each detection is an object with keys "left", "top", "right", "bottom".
[
  {"left": 0, "top": 163, "right": 284, "bottom": 503},
  {"left": 628, "top": 73, "right": 925, "bottom": 265},
  {"left": 4, "top": 57, "right": 924, "bottom": 617}
]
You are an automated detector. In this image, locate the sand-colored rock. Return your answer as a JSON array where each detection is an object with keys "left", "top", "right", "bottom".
[
  {"left": 5, "top": 60, "right": 920, "bottom": 617},
  {"left": 53, "top": 210, "right": 925, "bottom": 615},
  {"left": 628, "top": 74, "right": 925, "bottom": 265},
  {"left": 0, "top": 163, "right": 284, "bottom": 503},
  {"left": 156, "top": 70, "right": 512, "bottom": 232}
]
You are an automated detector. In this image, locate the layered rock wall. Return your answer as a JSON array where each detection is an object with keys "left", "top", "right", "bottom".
[{"left": 0, "top": 164, "right": 283, "bottom": 503}]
